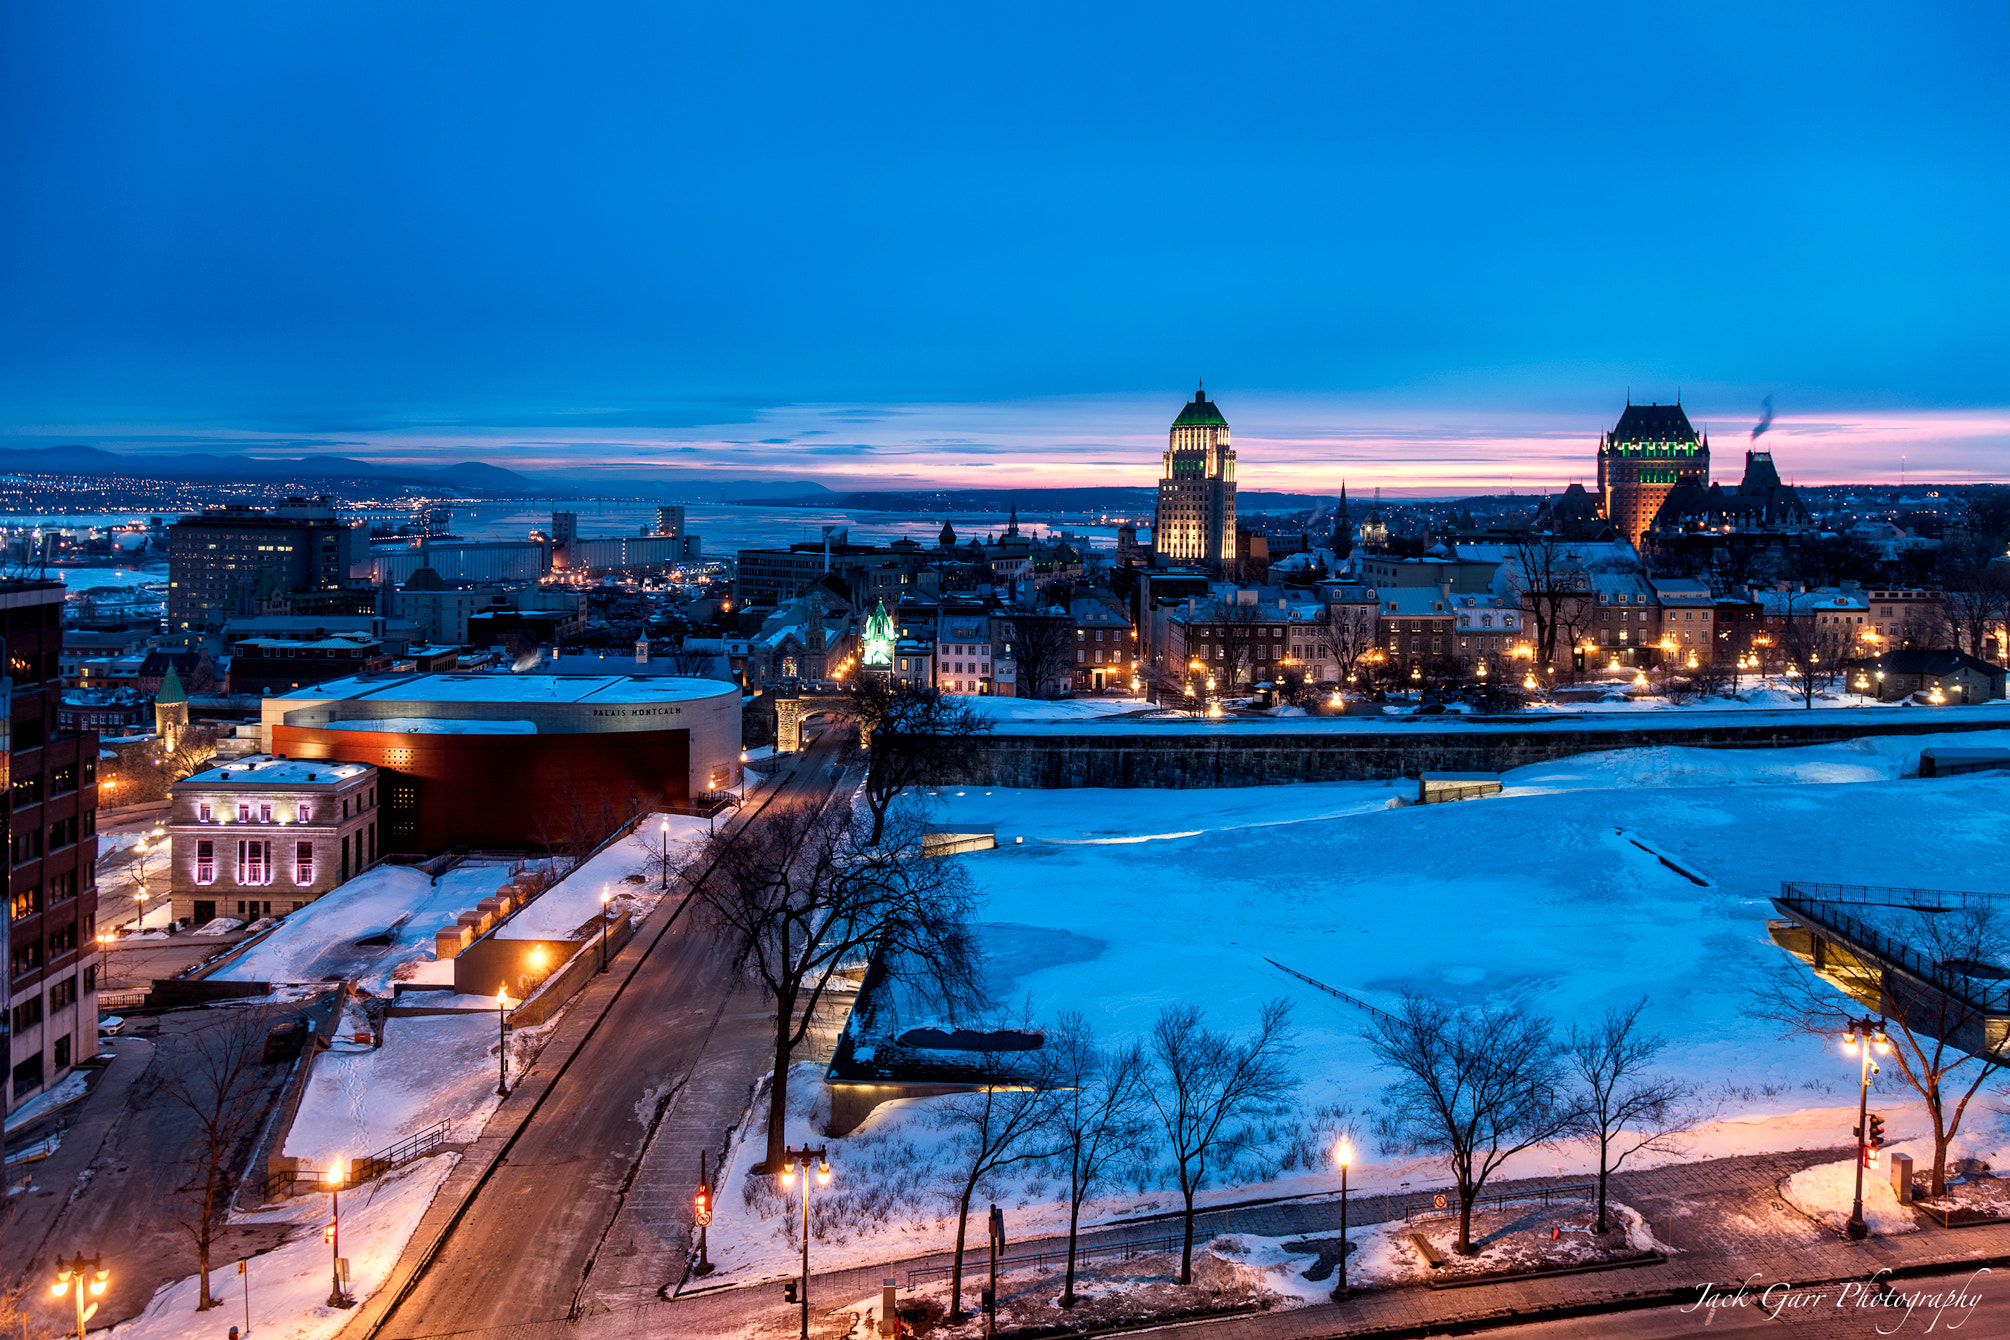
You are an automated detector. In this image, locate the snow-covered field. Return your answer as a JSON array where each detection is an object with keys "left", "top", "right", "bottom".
[
  {"left": 703, "top": 726, "right": 2010, "bottom": 1282},
  {"left": 500, "top": 813, "right": 712, "bottom": 939},
  {"left": 965, "top": 695, "right": 1152, "bottom": 724}
]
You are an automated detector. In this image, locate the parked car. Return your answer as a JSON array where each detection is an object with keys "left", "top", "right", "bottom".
[
  {"left": 97, "top": 1015, "right": 125, "bottom": 1037},
  {"left": 261, "top": 1015, "right": 312, "bottom": 1064}
]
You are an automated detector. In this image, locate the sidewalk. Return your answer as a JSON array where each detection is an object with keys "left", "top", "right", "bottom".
[{"left": 578, "top": 1147, "right": 2010, "bottom": 1339}]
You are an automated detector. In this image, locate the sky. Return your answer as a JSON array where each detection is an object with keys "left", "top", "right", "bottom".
[{"left": 2, "top": 2, "right": 2007, "bottom": 495}]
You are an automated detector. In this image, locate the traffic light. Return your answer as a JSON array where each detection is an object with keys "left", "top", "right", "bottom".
[
  {"left": 323, "top": 1222, "right": 337, "bottom": 1245},
  {"left": 1868, "top": 1113, "right": 1886, "bottom": 1149},
  {"left": 783, "top": 1280, "right": 798, "bottom": 1303},
  {"left": 694, "top": 1185, "right": 712, "bottom": 1227}
]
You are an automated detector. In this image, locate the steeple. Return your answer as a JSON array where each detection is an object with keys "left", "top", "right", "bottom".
[
  {"left": 938, "top": 518, "right": 957, "bottom": 549},
  {"left": 1005, "top": 501, "right": 1019, "bottom": 537}
]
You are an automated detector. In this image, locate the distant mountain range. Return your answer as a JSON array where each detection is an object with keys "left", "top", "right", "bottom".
[
  {"left": 0, "top": 445, "right": 540, "bottom": 493},
  {"left": 738, "top": 486, "right": 1346, "bottom": 514},
  {"left": 0, "top": 447, "right": 848, "bottom": 503}
]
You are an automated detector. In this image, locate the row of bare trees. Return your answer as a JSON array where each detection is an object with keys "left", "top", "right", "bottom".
[{"left": 929, "top": 1000, "right": 1296, "bottom": 1319}]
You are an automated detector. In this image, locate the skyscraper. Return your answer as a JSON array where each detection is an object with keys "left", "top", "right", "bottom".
[
  {"left": 1152, "top": 385, "right": 1237, "bottom": 568},
  {"left": 166, "top": 498, "right": 355, "bottom": 631},
  {"left": 1597, "top": 401, "right": 1709, "bottom": 549}
]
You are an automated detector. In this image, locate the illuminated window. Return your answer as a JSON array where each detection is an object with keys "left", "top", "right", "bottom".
[
  {"left": 196, "top": 840, "right": 215, "bottom": 885},
  {"left": 295, "top": 842, "right": 314, "bottom": 886}
]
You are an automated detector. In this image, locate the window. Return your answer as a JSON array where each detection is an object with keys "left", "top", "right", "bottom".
[
  {"left": 9, "top": 887, "right": 40, "bottom": 921},
  {"left": 259, "top": 802, "right": 272, "bottom": 824},
  {"left": 48, "top": 923, "right": 76, "bottom": 957},
  {"left": 198, "top": 802, "right": 212, "bottom": 821},
  {"left": 238, "top": 839, "right": 272, "bottom": 886},
  {"left": 11, "top": 996, "right": 41, "bottom": 1031},
  {"left": 12, "top": 773, "right": 43, "bottom": 809},
  {"left": 238, "top": 802, "right": 251, "bottom": 823},
  {"left": 53, "top": 1035, "right": 70, "bottom": 1069},
  {"left": 196, "top": 840, "right": 215, "bottom": 885},
  {"left": 295, "top": 841, "right": 314, "bottom": 886},
  {"left": 50, "top": 765, "right": 76, "bottom": 795},
  {"left": 49, "top": 976, "right": 76, "bottom": 1011},
  {"left": 49, "top": 871, "right": 75, "bottom": 905}
]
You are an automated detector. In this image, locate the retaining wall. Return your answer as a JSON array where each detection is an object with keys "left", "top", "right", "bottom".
[{"left": 936, "top": 712, "right": 2010, "bottom": 789}]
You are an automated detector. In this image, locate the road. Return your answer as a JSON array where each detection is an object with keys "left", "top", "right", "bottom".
[{"left": 371, "top": 729, "right": 852, "bottom": 1339}]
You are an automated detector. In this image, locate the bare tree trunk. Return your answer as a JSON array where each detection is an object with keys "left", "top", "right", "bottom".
[
  {"left": 1062, "top": 1195, "right": 1083, "bottom": 1306},
  {"left": 1457, "top": 1193, "right": 1475, "bottom": 1255},
  {"left": 1179, "top": 1184, "right": 1199, "bottom": 1284},
  {"left": 948, "top": 1183, "right": 976, "bottom": 1320},
  {"left": 764, "top": 1011, "right": 794, "bottom": 1174},
  {"left": 1595, "top": 1140, "right": 1611, "bottom": 1234}
]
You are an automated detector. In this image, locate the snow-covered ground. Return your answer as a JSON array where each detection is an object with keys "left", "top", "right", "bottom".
[
  {"left": 104, "top": 1155, "right": 453, "bottom": 1340},
  {"left": 703, "top": 726, "right": 2010, "bottom": 1281},
  {"left": 964, "top": 695, "right": 1152, "bottom": 723},
  {"left": 210, "top": 862, "right": 524, "bottom": 993},
  {"left": 500, "top": 813, "right": 711, "bottom": 939},
  {"left": 283, "top": 1013, "right": 507, "bottom": 1164}
]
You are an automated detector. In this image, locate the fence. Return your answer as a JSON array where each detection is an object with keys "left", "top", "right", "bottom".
[
  {"left": 1395, "top": 1181, "right": 1596, "bottom": 1222},
  {"left": 905, "top": 1233, "right": 1183, "bottom": 1288},
  {"left": 262, "top": 1119, "right": 451, "bottom": 1198},
  {"left": 1777, "top": 881, "right": 2010, "bottom": 1014},
  {"left": 96, "top": 990, "right": 149, "bottom": 1012}
]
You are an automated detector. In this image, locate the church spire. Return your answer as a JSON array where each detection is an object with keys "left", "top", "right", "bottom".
[{"left": 1005, "top": 500, "right": 1019, "bottom": 537}]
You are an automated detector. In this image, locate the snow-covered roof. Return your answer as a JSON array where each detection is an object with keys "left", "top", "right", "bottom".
[
  {"left": 179, "top": 754, "right": 373, "bottom": 787},
  {"left": 274, "top": 671, "right": 735, "bottom": 707},
  {"left": 323, "top": 717, "right": 538, "bottom": 736}
]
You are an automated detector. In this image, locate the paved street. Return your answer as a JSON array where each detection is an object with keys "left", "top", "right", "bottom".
[{"left": 363, "top": 730, "right": 852, "bottom": 1340}]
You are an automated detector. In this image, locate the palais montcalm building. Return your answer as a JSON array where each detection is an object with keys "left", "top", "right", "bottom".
[{"left": 1152, "top": 386, "right": 1237, "bottom": 568}]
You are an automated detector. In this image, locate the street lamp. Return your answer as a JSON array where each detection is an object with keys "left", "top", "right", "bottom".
[
  {"left": 50, "top": 1255, "right": 109, "bottom": 1340},
  {"left": 324, "top": 1158, "right": 350, "bottom": 1307},
  {"left": 495, "top": 987, "right": 511, "bottom": 1097},
  {"left": 598, "top": 887, "right": 612, "bottom": 972},
  {"left": 779, "top": 1145, "right": 832, "bottom": 1340},
  {"left": 659, "top": 817, "right": 669, "bottom": 891},
  {"left": 1839, "top": 1017, "right": 1891, "bottom": 1240},
  {"left": 1332, "top": 1138, "right": 1354, "bottom": 1299}
]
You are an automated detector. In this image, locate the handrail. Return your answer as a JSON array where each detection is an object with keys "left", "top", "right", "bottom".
[{"left": 1776, "top": 882, "right": 2010, "bottom": 1014}]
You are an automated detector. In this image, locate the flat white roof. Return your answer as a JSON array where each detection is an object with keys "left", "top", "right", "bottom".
[
  {"left": 324, "top": 717, "right": 537, "bottom": 736},
  {"left": 275, "top": 671, "right": 735, "bottom": 707},
  {"left": 179, "top": 755, "right": 372, "bottom": 787}
]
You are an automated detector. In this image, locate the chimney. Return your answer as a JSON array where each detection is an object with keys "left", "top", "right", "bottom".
[{"left": 1439, "top": 580, "right": 1452, "bottom": 602}]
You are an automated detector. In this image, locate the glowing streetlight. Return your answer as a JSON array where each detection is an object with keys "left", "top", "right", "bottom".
[
  {"left": 779, "top": 1145, "right": 832, "bottom": 1339},
  {"left": 496, "top": 987, "right": 511, "bottom": 1097},
  {"left": 1333, "top": 1138, "right": 1355, "bottom": 1298},
  {"left": 50, "top": 1255, "right": 109, "bottom": 1340},
  {"left": 324, "top": 1158, "right": 350, "bottom": 1307},
  {"left": 659, "top": 817, "right": 670, "bottom": 891},
  {"left": 1838, "top": 1017, "right": 1891, "bottom": 1241}
]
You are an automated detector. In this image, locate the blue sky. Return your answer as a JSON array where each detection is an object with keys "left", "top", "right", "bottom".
[{"left": 2, "top": 2, "right": 2007, "bottom": 491}]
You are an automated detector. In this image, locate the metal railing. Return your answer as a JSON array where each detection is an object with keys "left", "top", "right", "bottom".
[
  {"left": 262, "top": 1119, "right": 451, "bottom": 1198},
  {"left": 906, "top": 1232, "right": 1182, "bottom": 1288},
  {"left": 1777, "top": 882, "right": 2010, "bottom": 1014},
  {"left": 1397, "top": 1181, "right": 1596, "bottom": 1221}
]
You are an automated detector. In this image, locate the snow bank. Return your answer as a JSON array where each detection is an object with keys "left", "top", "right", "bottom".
[
  {"left": 105, "top": 1155, "right": 454, "bottom": 1340},
  {"left": 963, "top": 696, "right": 1150, "bottom": 724},
  {"left": 1783, "top": 1158, "right": 1919, "bottom": 1236}
]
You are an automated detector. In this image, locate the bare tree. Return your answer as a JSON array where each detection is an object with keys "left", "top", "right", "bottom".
[
  {"left": 1506, "top": 532, "right": 1588, "bottom": 667},
  {"left": 1004, "top": 612, "right": 1074, "bottom": 700},
  {"left": 1320, "top": 601, "right": 1376, "bottom": 686},
  {"left": 1212, "top": 601, "right": 1269, "bottom": 690},
  {"left": 152, "top": 1007, "right": 281, "bottom": 1310},
  {"left": 691, "top": 797, "right": 981, "bottom": 1172},
  {"left": 841, "top": 676, "right": 993, "bottom": 847},
  {"left": 1048, "top": 1012, "right": 1152, "bottom": 1308},
  {"left": 1565, "top": 999, "right": 1698, "bottom": 1233},
  {"left": 1147, "top": 999, "right": 1297, "bottom": 1283},
  {"left": 1707, "top": 544, "right": 1775, "bottom": 598},
  {"left": 1367, "top": 991, "right": 1574, "bottom": 1254},
  {"left": 1754, "top": 900, "right": 2010, "bottom": 1198},
  {"left": 1777, "top": 606, "right": 1854, "bottom": 708},
  {"left": 934, "top": 1030, "right": 1062, "bottom": 1321},
  {"left": 663, "top": 645, "right": 719, "bottom": 677}
]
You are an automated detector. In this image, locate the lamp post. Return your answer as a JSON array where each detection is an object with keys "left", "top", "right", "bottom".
[
  {"left": 325, "top": 1158, "right": 349, "bottom": 1308},
  {"left": 598, "top": 888, "right": 612, "bottom": 972},
  {"left": 659, "top": 818, "right": 669, "bottom": 890},
  {"left": 779, "top": 1144, "right": 831, "bottom": 1340},
  {"left": 50, "top": 1255, "right": 108, "bottom": 1340},
  {"left": 495, "top": 987, "right": 511, "bottom": 1097},
  {"left": 1840, "top": 1016, "right": 1890, "bottom": 1240},
  {"left": 1332, "top": 1137, "right": 1354, "bottom": 1299}
]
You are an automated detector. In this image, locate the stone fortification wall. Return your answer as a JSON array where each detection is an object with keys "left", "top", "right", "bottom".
[{"left": 936, "top": 714, "right": 2010, "bottom": 789}]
